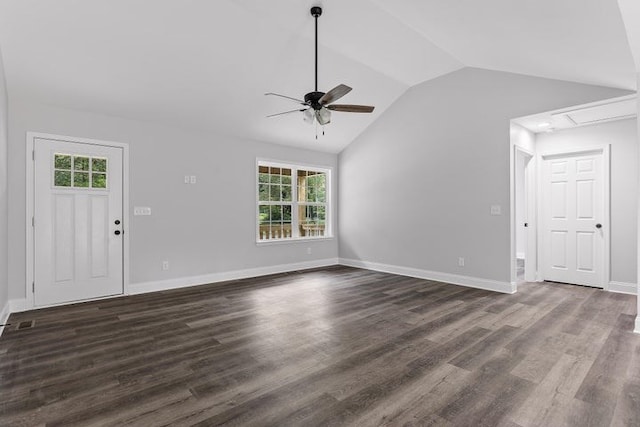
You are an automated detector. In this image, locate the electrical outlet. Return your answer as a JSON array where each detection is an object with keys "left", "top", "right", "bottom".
[
  {"left": 490, "top": 205, "right": 502, "bottom": 216},
  {"left": 184, "top": 175, "right": 190, "bottom": 184},
  {"left": 133, "top": 207, "right": 152, "bottom": 216},
  {"left": 190, "top": 175, "right": 197, "bottom": 184},
  {"left": 162, "top": 261, "right": 169, "bottom": 271},
  {"left": 307, "top": 247, "right": 312, "bottom": 255},
  {"left": 458, "top": 257, "right": 465, "bottom": 267}
]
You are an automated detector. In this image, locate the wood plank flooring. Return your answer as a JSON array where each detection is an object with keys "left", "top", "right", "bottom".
[{"left": 1, "top": 265, "right": 639, "bottom": 426}]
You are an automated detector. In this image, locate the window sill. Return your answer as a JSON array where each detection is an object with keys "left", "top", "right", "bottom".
[{"left": 256, "top": 236, "right": 334, "bottom": 246}]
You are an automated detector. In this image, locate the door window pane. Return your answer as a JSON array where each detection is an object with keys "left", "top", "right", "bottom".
[
  {"left": 92, "top": 173, "right": 107, "bottom": 188},
  {"left": 54, "top": 154, "right": 109, "bottom": 189},
  {"left": 74, "top": 172, "right": 90, "bottom": 188},
  {"left": 55, "top": 154, "right": 72, "bottom": 170},
  {"left": 74, "top": 156, "right": 90, "bottom": 171},
  {"left": 54, "top": 170, "right": 72, "bottom": 187},
  {"left": 92, "top": 158, "right": 107, "bottom": 172}
]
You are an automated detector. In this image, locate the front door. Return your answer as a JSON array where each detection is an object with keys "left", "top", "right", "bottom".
[
  {"left": 540, "top": 149, "right": 606, "bottom": 288},
  {"left": 34, "top": 137, "right": 124, "bottom": 306}
]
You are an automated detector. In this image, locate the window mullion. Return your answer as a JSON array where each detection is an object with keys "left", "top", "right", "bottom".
[{"left": 292, "top": 167, "right": 299, "bottom": 238}]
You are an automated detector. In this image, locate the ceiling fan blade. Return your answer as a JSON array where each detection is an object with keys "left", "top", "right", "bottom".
[
  {"left": 265, "top": 92, "right": 307, "bottom": 105},
  {"left": 267, "top": 108, "right": 308, "bottom": 118},
  {"left": 326, "top": 104, "right": 375, "bottom": 113},
  {"left": 319, "top": 84, "right": 352, "bottom": 105}
]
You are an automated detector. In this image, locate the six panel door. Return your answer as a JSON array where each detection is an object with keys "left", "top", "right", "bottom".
[{"left": 541, "top": 151, "right": 604, "bottom": 288}]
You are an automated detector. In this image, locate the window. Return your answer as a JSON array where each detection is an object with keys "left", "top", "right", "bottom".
[
  {"left": 54, "top": 154, "right": 108, "bottom": 189},
  {"left": 257, "top": 161, "right": 331, "bottom": 241}
]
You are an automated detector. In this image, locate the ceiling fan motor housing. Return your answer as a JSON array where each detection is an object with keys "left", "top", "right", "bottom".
[
  {"left": 310, "top": 6, "right": 322, "bottom": 17},
  {"left": 304, "top": 91, "right": 325, "bottom": 110}
]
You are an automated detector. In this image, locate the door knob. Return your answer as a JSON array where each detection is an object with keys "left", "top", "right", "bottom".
[
  {"left": 114, "top": 230, "right": 121, "bottom": 235},
  {"left": 114, "top": 220, "right": 121, "bottom": 225},
  {"left": 595, "top": 223, "right": 602, "bottom": 229},
  {"left": 524, "top": 223, "right": 528, "bottom": 227}
]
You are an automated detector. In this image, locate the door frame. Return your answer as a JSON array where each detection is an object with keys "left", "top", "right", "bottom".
[
  {"left": 510, "top": 145, "right": 536, "bottom": 288},
  {"left": 537, "top": 144, "right": 611, "bottom": 290},
  {"left": 511, "top": 145, "right": 538, "bottom": 285},
  {"left": 25, "top": 132, "right": 130, "bottom": 310}
]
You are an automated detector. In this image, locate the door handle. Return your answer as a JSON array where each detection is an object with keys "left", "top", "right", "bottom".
[
  {"left": 114, "top": 230, "right": 121, "bottom": 235},
  {"left": 595, "top": 223, "right": 602, "bottom": 229}
]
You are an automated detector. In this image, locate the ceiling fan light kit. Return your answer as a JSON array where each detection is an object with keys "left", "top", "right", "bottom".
[{"left": 265, "top": 6, "right": 375, "bottom": 137}]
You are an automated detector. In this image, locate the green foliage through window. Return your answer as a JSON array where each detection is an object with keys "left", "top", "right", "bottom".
[
  {"left": 258, "top": 163, "right": 328, "bottom": 241},
  {"left": 54, "top": 153, "right": 109, "bottom": 189}
]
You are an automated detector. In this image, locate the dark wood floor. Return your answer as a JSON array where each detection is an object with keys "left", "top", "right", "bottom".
[{"left": 1, "top": 266, "right": 639, "bottom": 426}]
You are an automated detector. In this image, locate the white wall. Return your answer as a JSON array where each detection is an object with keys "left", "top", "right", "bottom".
[
  {"left": 0, "top": 46, "right": 9, "bottom": 320},
  {"left": 339, "top": 67, "right": 630, "bottom": 287},
  {"left": 536, "top": 118, "right": 638, "bottom": 284},
  {"left": 8, "top": 100, "right": 338, "bottom": 301}
]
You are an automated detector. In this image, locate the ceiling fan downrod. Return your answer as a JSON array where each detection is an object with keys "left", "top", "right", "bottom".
[{"left": 311, "top": 6, "right": 322, "bottom": 92}]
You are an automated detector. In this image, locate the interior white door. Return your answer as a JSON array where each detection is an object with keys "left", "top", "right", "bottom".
[
  {"left": 541, "top": 150, "right": 605, "bottom": 287},
  {"left": 34, "top": 138, "right": 124, "bottom": 306}
]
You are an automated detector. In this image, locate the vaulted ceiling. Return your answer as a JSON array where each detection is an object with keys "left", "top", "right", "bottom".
[{"left": 0, "top": 0, "right": 636, "bottom": 152}]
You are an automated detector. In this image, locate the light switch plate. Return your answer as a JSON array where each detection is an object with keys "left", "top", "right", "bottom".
[
  {"left": 190, "top": 175, "right": 197, "bottom": 184},
  {"left": 134, "top": 207, "right": 152, "bottom": 216},
  {"left": 490, "top": 205, "right": 502, "bottom": 216}
]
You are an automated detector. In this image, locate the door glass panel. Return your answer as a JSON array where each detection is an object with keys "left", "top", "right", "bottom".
[
  {"left": 55, "top": 154, "right": 109, "bottom": 189},
  {"left": 74, "top": 172, "right": 90, "bottom": 188},
  {"left": 92, "top": 157, "right": 107, "bottom": 172},
  {"left": 55, "top": 154, "right": 72, "bottom": 169},
  {"left": 92, "top": 173, "right": 107, "bottom": 188},
  {"left": 74, "top": 156, "right": 90, "bottom": 171},
  {"left": 54, "top": 170, "right": 72, "bottom": 187}
]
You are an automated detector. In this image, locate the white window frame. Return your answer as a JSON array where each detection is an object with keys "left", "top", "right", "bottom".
[{"left": 256, "top": 159, "right": 332, "bottom": 243}]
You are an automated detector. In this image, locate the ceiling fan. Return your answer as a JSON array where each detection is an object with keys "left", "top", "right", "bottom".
[{"left": 265, "top": 6, "right": 375, "bottom": 129}]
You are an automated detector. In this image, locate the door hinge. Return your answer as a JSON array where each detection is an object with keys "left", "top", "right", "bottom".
[
  {"left": 32, "top": 150, "right": 35, "bottom": 161},
  {"left": 32, "top": 282, "right": 35, "bottom": 293},
  {"left": 32, "top": 217, "right": 35, "bottom": 227}
]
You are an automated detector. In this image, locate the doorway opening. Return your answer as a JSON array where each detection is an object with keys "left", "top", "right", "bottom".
[
  {"left": 510, "top": 95, "right": 637, "bottom": 292},
  {"left": 514, "top": 148, "right": 533, "bottom": 284}
]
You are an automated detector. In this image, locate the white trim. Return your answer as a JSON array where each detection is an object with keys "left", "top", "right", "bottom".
[
  {"left": 608, "top": 281, "right": 637, "bottom": 295},
  {"left": 537, "top": 144, "right": 611, "bottom": 290},
  {"left": 129, "top": 258, "right": 340, "bottom": 295},
  {"left": 510, "top": 143, "right": 536, "bottom": 289},
  {"left": 339, "top": 258, "right": 516, "bottom": 294},
  {"left": 635, "top": 316, "right": 640, "bottom": 334},
  {"left": 25, "top": 132, "right": 130, "bottom": 311},
  {"left": 256, "top": 236, "right": 334, "bottom": 246},
  {"left": 0, "top": 300, "right": 10, "bottom": 336}
]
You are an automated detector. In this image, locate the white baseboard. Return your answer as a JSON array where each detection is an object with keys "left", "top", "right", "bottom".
[
  {"left": 635, "top": 316, "right": 640, "bottom": 334},
  {"left": 0, "top": 301, "right": 11, "bottom": 336},
  {"left": 608, "top": 281, "right": 637, "bottom": 295},
  {"left": 339, "top": 258, "right": 516, "bottom": 294},
  {"left": 516, "top": 252, "right": 525, "bottom": 260},
  {"left": 129, "top": 258, "right": 340, "bottom": 295}
]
